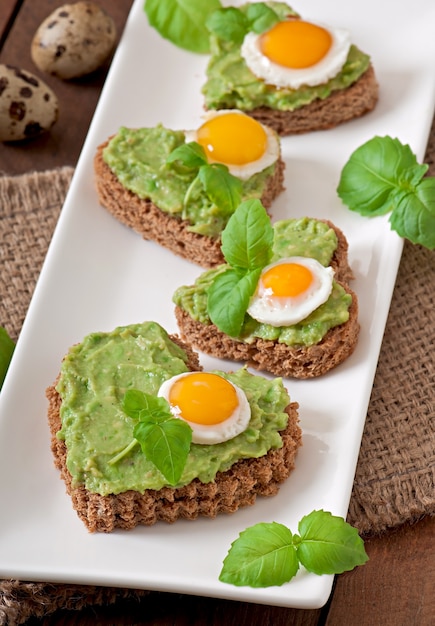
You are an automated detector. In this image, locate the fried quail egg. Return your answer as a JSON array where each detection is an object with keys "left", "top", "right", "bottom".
[
  {"left": 184, "top": 110, "right": 280, "bottom": 180},
  {"left": 247, "top": 256, "right": 334, "bottom": 326},
  {"left": 241, "top": 19, "right": 351, "bottom": 89},
  {"left": 158, "top": 372, "right": 251, "bottom": 444}
]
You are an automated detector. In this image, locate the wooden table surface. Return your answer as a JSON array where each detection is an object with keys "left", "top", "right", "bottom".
[{"left": 1, "top": 1, "right": 433, "bottom": 624}]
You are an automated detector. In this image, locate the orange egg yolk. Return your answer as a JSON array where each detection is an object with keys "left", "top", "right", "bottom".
[
  {"left": 262, "top": 262, "right": 314, "bottom": 298},
  {"left": 168, "top": 373, "right": 239, "bottom": 426},
  {"left": 260, "top": 20, "right": 332, "bottom": 69},
  {"left": 196, "top": 112, "right": 267, "bottom": 165}
]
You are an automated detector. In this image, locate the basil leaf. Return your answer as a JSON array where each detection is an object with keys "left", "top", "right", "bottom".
[
  {"left": 206, "top": 7, "right": 248, "bottom": 44},
  {"left": 208, "top": 268, "right": 261, "bottom": 337},
  {"left": 206, "top": 200, "right": 274, "bottom": 336},
  {"left": 219, "top": 522, "right": 299, "bottom": 587},
  {"left": 167, "top": 142, "right": 208, "bottom": 169},
  {"left": 389, "top": 178, "right": 435, "bottom": 249},
  {"left": 397, "top": 162, "right": 429, "bottom": 187},
  {"left": 337, "top": 135, "right": 435, "bottom": 249},
  {"left": 221, "top": 199, "right": 273, "bottom": 270},
  {"left": 134, "top": 414, "right": 192, "bottom": 485},
  {"left": 245, "top": 2, "right": 280, "bottom": 33},
  {"left": 169, "top": 146, "right": 243, "bottom": 215},
  {"left": 337, "top": 136, "right": 428, "bottom": 216},
  {"left": 0, "top": 327, "right": 15, "bottom": 390},
  {"left": 112, "top": 390, "right": 193, "bottom": 473},
  {"left": 144, "top": 0, "right": 221, "bottom": 54},
  {"left": 123, "top": 389, "right": 172, "bottom": 421},
  {"left": 220, "top": 511, "right": 368, "bottom": 588},
  {"left": 296, "top": 510, "right": 368, "bottom": 575},
  {"left": 198, "top": 164, "right": 243, "bottom": 216}
]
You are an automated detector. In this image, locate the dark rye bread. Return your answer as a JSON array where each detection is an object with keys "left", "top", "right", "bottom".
[
  {"left": 94, "top": 141, "right": 285, "bottom": 268},
  {"left": 175, "top": 282, "right": 359, "bottom": 379},
  {"left": 174, "top": 221, "right": 359, "bottom": 379},
  {"left": 240, "top": 65, "right": 379, "bottom": 136},
  {"left": 46, "top": 335, "right": 302, "bottom": 533}
]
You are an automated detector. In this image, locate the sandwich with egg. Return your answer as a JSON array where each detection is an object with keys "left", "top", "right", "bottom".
[
  {"left": 94, "top": 110, "right": 284, "bottom": 267},
  {"left": 203, "top": 2, "right": 379, "bottom": 135},
  {"left": 173, "top": 200, "right": 359, "bottom": 379},
  {"left": 46, "top": 321, "right": 301, "bottom": 532}
]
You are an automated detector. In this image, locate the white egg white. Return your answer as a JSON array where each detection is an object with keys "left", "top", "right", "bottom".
[
  {"left": 157, "top": 372, "right": 251, "bottom": 445},
  {"left": 184, "top": 110, "right": 280, "bottom": 180},
  {"left": 241, "top": 21, "right": 351, "bottom": 89},
  {"left": 247, "top": 256, "right": 335, "bottom": 327}
]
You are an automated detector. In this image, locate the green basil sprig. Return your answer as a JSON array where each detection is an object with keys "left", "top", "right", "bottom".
[
  {"left": 109, "top": 389, "right": 192, "bottom": 486},
  {"left": 207, "top": 199, "right": 273, "bottom": 337},
  {"left": 167, "top": 141, "right": 243, "bottom": 217},
  {"left": 0, "top": 326, "right": 15, "bottom": 390},
  {"left": 144, "top": 1, "right": 284, "bottom": 52},
  {"left": 220, "top": 510, "right": 368, "bottom": 587},
  {"left": 337, "top": 136, "right": 435, "bottom": 249},
  {"left": 143, "top": 0, "right": 222, "bottom": 54},
  {"left": 206, "top": 3, "right": 280, "bottom": 44}
]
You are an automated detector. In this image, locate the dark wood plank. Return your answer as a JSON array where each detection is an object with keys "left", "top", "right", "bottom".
[
  {"left": 26, "top": 591, "right": 323, "bottom": 626},
  {"left": 0, "top": 0, "right": 19, "bottom": 43},
  {"left": 326, "top": 516, "right": 435, "bottom": 626},
  {"left": 0, "top": 0, "right": 134, "bottom": 175}
]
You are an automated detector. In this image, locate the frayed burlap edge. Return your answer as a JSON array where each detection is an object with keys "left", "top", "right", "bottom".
[
  {"left": 347, "top": 240, "right": 434, "bottom": 535},
  {"left": 0, "top": 581, "right": 148, "bottom": 626},
  {"left": 0, "top": 167, "right": 74, "bottom": 342}
]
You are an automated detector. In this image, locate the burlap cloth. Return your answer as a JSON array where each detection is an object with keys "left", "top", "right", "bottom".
[{"left": 0, "top": 145, "right": 434, "bottom": 623}]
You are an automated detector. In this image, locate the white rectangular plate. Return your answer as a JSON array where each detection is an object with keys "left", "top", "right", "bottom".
[{"left": 1, "top": 0, "right": 434, "bottom": 610}]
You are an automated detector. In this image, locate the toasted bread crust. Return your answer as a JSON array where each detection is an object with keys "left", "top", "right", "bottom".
[
  {"left": 175, "top": 282, "right": 359, "bottom": 379},
  {"left": 46, "top": 335, "right": 302, "bottom": 532},
  {"left": 236, "top": 66, "right": 379, "bottom": 136},
  {"left": 314, "top": 219, "right": 353, "bottom": 284},
  {"left": 94, "top": 142, "right": 285, "bottom": 268}
]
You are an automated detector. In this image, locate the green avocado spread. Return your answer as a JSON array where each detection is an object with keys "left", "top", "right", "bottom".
[
  {"left": 173, "top": 218, "right": 352, "bottom": 347},
  {"left": 56, "top": 322, "right": 290, "bottom": 496},
  {"left": 202, "top": 2, "right": 372, "bottom": 111},
  {"left": 102, "top": 125, "right": 277, "bottom": 239}
]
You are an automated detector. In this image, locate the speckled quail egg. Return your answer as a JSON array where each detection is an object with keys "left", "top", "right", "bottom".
[
  {"left": 0, "top": 64, "right": 58, "bottom": 141},
  {"left": 31, "top": 2, "right": 117, "bottom": 80}
]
